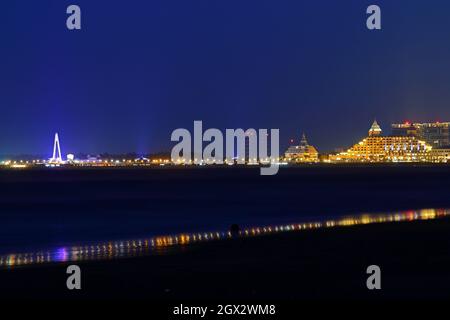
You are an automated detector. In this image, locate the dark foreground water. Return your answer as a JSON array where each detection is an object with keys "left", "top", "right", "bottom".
[
  {"left": 1, "top": 165, "right": 450, "bottom": 255},
  {"left": 1, "top": 207, "right": 447, "bottom": 268}
]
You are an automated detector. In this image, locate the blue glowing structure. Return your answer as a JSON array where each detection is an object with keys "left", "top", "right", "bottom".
[{"left": 49, "top": 133, "right": 63, "bottom": 163}]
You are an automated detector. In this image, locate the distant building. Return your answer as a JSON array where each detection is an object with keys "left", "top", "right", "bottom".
[
  {"left": 391, "top": 122, "right": 450, "bottom": 148},
  {"left": 416, "top": 122, "right": 450, "bottom": 148},
  {"left": 329, "top": 120, "right": 432, "bottom": 163},
  {"left": 284, "top": 133, "right": 319, "bottom": 163},
  {"left": 428, "top": 148, "right": 450, "bottom": 163},
  {"left": 368, "top": 119, "right": 382, "bottom": 136}
]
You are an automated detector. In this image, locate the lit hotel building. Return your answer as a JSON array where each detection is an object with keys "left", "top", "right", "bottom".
[
  {"left": 329, "top": 120, "right": 433, "bottom": 163},
  {"left": 284, "top": 133, "right": 319, "bottom": 163}
]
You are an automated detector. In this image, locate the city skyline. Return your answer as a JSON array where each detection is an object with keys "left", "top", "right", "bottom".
[
  {"left": 3, "top": 1, "right": 450, "bottom": 305},
  {"left": 1, "top": 118, "right": 449, "bottom": 164}
]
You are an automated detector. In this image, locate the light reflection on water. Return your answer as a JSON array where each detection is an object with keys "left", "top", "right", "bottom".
[{"left": 0, "top": 208, "right": 448, "bottom": 268}]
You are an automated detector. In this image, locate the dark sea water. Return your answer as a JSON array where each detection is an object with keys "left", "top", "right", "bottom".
[{"left": 1, "top": 165, "right": 450, "bottom": 255}]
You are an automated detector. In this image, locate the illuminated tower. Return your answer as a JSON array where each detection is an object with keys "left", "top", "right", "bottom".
[
  {"left": 50, "top": 133, "right": 63, "bottom": 162},
  {"left": 299, "top": 133, "right": 308, "bottom": 150},
  {"left": 368, "top": 120, "right": 382, "bottom": 136}
]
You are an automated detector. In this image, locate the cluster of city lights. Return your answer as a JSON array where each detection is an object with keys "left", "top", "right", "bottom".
[
  {"left": 0, "top": 208, "right": 447, "bottom": 268},
  {"left": 2, "top": 120, "right": 450, "bottom": 168},
  {"left": 0, "top": 158, "right": 171, "bottom": 168},
  {"left": 171, "top": 157, "right": 280, "bottom": 165}
]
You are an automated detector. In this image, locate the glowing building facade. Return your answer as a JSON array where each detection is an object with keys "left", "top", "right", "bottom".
[
  {"left": 428, "top": 148, "right": 450, "bottom": 163},
  {"left": 391, "top": 122, "right": 450, "bottom": 148},
  {"left": 329, "top": 121, "right": 432, "bottom": 163}
]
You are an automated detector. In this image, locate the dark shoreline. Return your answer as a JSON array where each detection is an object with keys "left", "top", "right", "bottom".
[{"left": 2, "top": 216, "right": 450, "bottom": 300}]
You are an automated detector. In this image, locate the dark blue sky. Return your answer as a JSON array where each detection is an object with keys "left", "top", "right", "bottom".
[{"left": 1, "top": 0, "right": 450, "bottom": 156}]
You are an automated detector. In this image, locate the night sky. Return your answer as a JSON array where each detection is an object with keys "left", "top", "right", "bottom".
[{"left": 1, "top": 0, "right": 450, "bottom": 156}]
